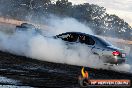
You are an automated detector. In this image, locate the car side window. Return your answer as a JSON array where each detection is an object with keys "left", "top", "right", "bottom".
[
  {"left": 68, "top": 33, "right": 78, "bottom": 42},
  {"left": 57, "top": 33, "right": 70, "bottom": 41},
  {"left": 79, "top": 35, "right": 95, "bottom": 45},
  {"left": 57, "top": 33, "right": 78, "bottom": 42}
]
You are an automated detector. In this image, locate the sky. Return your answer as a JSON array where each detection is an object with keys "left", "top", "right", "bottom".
[{"left": 62, "top": 0, "right": 132, "bottom": 26}]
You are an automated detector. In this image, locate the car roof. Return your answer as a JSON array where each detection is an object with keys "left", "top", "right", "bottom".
[
  {"left": 62, "top": 31, "right": 95, "bottom": 37},
  {"left": 21, "top": 23, "right": 35, "bottom": 28}
]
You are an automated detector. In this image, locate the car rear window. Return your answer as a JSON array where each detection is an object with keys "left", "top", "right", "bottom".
[{"left": 96, "top": 37, "right": 112, "bottom": 46}]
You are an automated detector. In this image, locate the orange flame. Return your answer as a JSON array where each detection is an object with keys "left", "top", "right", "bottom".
[{"left": 81, "top": 67, "right": 89, "bottom": 78}]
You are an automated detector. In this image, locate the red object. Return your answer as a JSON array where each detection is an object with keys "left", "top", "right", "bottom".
[{"left": 112, "top": 51, "right": 120, "bottom": 56}]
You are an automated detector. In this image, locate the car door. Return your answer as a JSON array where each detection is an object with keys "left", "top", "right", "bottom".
[
  {"left": 78, "top": 34, "right": 95, "bottom": 48},
  {"left": 78, "top": 34, "right": 101, "bottom": 60},
  {"left": 91, "top": 37, "right": 109, "bottom": 62}
]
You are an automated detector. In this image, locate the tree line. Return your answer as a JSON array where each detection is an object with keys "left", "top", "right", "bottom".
[{"left": 0, "top": 0, "right": 131, "bottom": 40}]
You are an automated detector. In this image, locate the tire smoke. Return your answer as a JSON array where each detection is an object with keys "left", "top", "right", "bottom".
[{"left": 0, "top": 17, "right": 131, "bottom": 72}]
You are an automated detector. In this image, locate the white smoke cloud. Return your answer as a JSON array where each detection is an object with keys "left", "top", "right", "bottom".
[
  {"left": 47, "top": 17, "right": 93, "bottom": 35},
  {"left": 28, "top": 35, "right": 103, "bottom": 68},
  {"left": 0, "top": 17, "right": 103, "bottom": 69},
  {"left": 0, "top": 17, "right": 130, "bottom": 72}
]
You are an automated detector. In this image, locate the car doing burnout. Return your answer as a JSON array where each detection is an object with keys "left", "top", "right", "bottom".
[
  {"left": 16, "top": 23, "right": 126, "bottom": 65},
  {"left": 55, "top": 32, "right": 126, "bottom": 65}
]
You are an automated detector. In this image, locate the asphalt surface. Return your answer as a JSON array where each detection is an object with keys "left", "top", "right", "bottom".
[{"left": 0, "top": 51, "right": 132, "bottom": 88}]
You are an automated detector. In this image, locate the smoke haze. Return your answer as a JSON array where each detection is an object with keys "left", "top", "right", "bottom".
[{"left": 0, "top": 16, "right": 130, "bottom": 72}]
